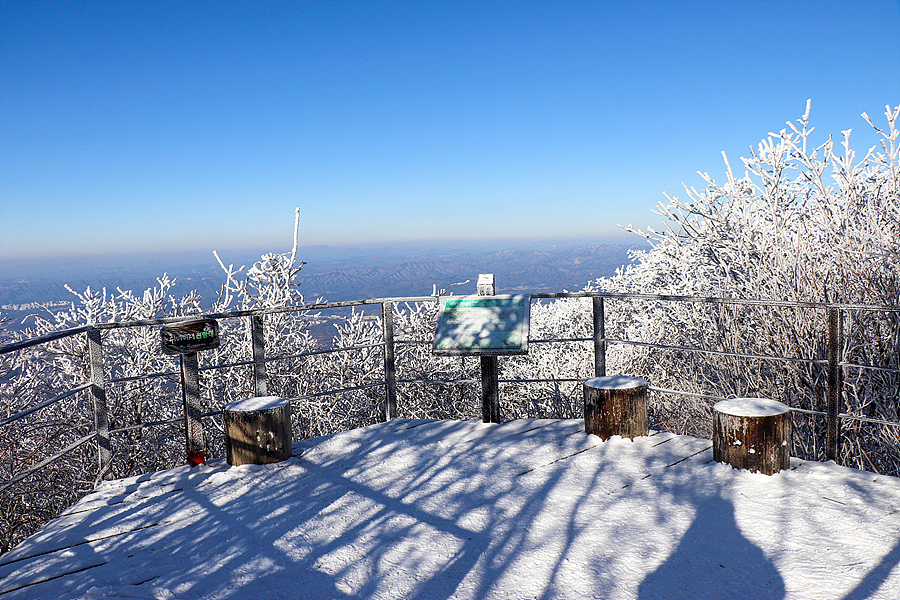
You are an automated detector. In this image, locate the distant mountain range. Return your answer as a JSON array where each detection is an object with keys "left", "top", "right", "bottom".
[
  {"left": 297, "top": 245, "right": 643, "bottom": 299},
  {"left": 0, "top": 243, "right": 645, "bottom": 325}
]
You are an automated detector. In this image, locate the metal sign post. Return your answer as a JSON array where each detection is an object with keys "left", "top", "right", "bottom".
[
  {"left": 179, "top": 351, "right": 206, "bottom": 466},
  {"left": 162, "top": 319, "right": 221, "bottom": 466}
]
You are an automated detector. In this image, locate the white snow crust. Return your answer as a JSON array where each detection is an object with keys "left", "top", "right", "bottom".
[
  {"left": 224, "top": 396, "right": 289, "bottom": 412},
  {"left": 1, "top": 419, "right": 899, "bottom": 600},
  {"left": 714, "top": 398, "right": 790, "bottom": 417},
  {"left": 584, "top": 375, "right": 648, "bottom": 390}
]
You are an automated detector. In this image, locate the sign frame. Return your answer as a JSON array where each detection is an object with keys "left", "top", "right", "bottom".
[{"left": 432, "top": 294, "right": 531, "bottom": 356}]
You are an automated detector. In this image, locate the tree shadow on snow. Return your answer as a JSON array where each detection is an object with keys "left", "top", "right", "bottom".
[{"left": 638, "top": 493, "right": 785, "bottom": 600}]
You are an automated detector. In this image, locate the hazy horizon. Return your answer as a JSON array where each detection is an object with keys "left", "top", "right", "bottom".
[{"left": 0, "top": 233, "right": 646, "bottom": 280}]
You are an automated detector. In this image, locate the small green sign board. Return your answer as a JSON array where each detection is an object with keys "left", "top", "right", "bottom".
[
  {"left": 161, "top": 319, "right": 220, "bottom": 355},
  {"left": 432, "top": 295, "right": 530, "bottom": 355}
]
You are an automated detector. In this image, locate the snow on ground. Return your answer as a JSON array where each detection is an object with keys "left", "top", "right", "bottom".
[{"left": 1, "top": 419, "right": 899, "bottom": 600}]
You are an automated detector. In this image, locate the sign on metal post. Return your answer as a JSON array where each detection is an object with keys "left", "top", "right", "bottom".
[
  {"left": 161, "top": 319, "right": 220, "bottom": 466},
  {"left": 432, "top": 295, "right": 530, "bottom": 356},
  {"left": 433, "top": 279, "right": 529, "bottom": 424},
  {"left": 161, "top": 319, "right": 220, "bottom": 355}
]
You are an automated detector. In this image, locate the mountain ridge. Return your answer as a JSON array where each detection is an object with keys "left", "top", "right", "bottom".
[{"left": 0, "top": 244, "right": 643, "bottom": 314}]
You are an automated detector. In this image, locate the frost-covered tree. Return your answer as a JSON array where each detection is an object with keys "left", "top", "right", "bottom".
[
  {"left": 0, "top": 276, "right": 205, "bottom": 552},
  {"left": 0, "top": 210, "right": 321, "bottom": 550},
  {"left": 586, "top": 102, "right": 899, "bottom": 471}
]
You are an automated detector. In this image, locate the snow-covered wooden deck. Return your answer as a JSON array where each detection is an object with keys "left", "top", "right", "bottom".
[{"left": 2, "top": 419, "right": 899, "bottom": 599}]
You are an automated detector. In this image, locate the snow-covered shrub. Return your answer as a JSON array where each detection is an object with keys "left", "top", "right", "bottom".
[
  {"left": 500, "top": 295, "right": 594, "bottom": 419},
  {"left": 0, "top": 210, "right": 325, "bottom": 550},
  {"left": 593, "top": 102, "right": 899, "bottom": 470},
  {"left": 0, "top": 277, "right": 205, "bottom": 552}
]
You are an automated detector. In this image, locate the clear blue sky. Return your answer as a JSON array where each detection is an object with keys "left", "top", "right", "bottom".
[{"left": 1, "top": 0, "right": 898, "bottom": 261}]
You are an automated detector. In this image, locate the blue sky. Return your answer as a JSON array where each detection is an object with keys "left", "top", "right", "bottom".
[{"left": 1, "top": 0, "right": 898, "bottom": 262}]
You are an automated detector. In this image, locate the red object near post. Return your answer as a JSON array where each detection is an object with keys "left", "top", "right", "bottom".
[{"left": 187, "top": 450, "right": 206, "bottom": 467}]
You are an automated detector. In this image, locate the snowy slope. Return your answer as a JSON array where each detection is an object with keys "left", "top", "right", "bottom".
[{"left": 1, "top": 419, "right": 898, "bottom": 600}]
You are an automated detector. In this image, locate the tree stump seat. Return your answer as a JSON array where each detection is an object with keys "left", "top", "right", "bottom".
[
  {"left": 223, "top": 396, "right": 293, "bottom": 466},
  {"left": 583, "top": 376, "right": 649, "bottom": 440},
  {"left": 713, "top": 398, "right": 791, "bottom": 475}
]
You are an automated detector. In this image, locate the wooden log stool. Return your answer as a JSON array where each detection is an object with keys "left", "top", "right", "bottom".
[
  {"left": 223, "top": 396, "right": 293, "bottom": 466},
  {"left": 583, "top": 376, "right": 649, "bottom": 440},
  {"left": 713, "top": 398, "right": 791, "bottom": 475}
]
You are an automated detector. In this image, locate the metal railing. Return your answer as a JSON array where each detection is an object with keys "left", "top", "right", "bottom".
[{"left": 1, "top": 291, "right": 899, "bottom": 493}]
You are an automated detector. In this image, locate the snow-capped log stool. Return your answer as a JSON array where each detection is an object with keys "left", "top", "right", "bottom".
[
  {"left": 223, "top": 396, "right": 293, "bottom": 466},
  {"left": 583, "top": 376, "right": 649, "bottom": 440},
  {"left": 713, "top": 398, "right": 791, "bottom": 475}
]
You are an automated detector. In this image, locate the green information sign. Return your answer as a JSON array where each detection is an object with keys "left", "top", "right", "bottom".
[{"left": 432, "top": 295, "right": 530, "bottom": 355}]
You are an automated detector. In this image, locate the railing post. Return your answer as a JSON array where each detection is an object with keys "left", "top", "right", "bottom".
[
  {"left": 382, "top": 301, "right": 398, "bottom": 420},
  {"left": 250, "top": 314, "right": 268, "bottom": 397},
  {"left": 86, "top": 327, "right": 112, "bottom": 480},
  {"left": 593, "top": 296, "right": 606, "bottom": 377},
  {"left": 478, "top": 274, "right": 501, "bottom": 423},
  {"left": 826, "top": 306, "right": 843, "bottom": 463},
  {"left": 180, "top": 352, "right": 206, "bottom": 466}
]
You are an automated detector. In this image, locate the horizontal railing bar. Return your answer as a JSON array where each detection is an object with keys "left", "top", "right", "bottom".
[
  {"left": 289, "top": 381, "right": 386, "bottom": 401},
  {"left": 111, "top": 359, "right": 256, "bottom": 380},
  {"left": 605, "top": 337, "right": 828, "bottom": 366},
  {"left": 382, "top": 336, "right": 892, "bottom": 375},
  {"left": 787, "top": 407, "right": 824, "bottom": 417},
  {"left": 648, "top": 386, "right": 729, "bottom": 402},
  {"left": 108, "top": 410, "right": 222, "bottom": 435},
  {"left": 500, "top": 378, "right": 585, "bottom": 383},
  {"left": 266, "top": 341, "right": 385, "bottom": 362},
  {"left": 106, "top": 344, "right": 387, "bottom": 386},
  {"left": 1, "top": 383, "right": 92, "bottom": 426},
  {"left": 393, "top": 338, "right": 593, "bottom": 347},
  {"left": 101, "top": 358, "right": 894, "bottom": 394},
  {"left": 0, "top": 326, "right": 90, "bottom": 356},
  {"left": 532, "top": 291, "right": 900, "bottom": 312},
  {"left": 111, "top": 359, "right": 275, "bottom": 383},
  {"left": 88, "top": 296, "right": 438, "bottom": 331},
  {"left": 396, "top": 337, "right": 892, "bottom": 374},
  {"left": 102, "top": 352, "right": 897, "bottom": 390},
  {"left": 397, "top": 378, "right": 479, "bottom": 385},
  {"left": 777, "top": 406, "right": 900, "bottom": 428},
  {"left": 0, "top": 432, "right": 96, "bottom": 494},
  {"left": 199, "top": 344, "right": 385, "bottom": 373},
  {"left": 840, "top": 362, "right": 900, "bottom": 374},
  {"left": 839, "top": 414, "right": 900, "bottom": 427},
  {"left": 531, "top": 292, "right": 602, "bottom": 299},
  {"left": 109, "top": 370, "right": 179, "bottom": 383},
  {"left": 200, "top": 360, "right": 254, "bottom": 371}
]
